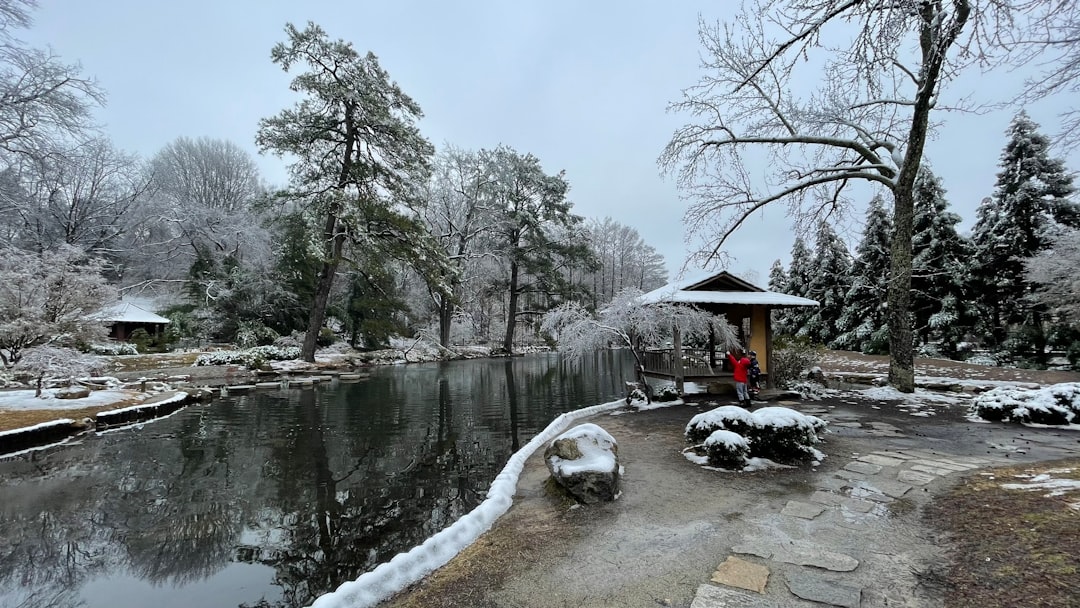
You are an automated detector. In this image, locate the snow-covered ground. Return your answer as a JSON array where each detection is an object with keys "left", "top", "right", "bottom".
[{"left": 0, "top": 388, "right": 143, "bottom": 411}]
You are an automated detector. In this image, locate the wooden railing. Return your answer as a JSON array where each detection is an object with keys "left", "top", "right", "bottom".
[{"left": 641, "top": 348, "right": 729, "bottom": 378}]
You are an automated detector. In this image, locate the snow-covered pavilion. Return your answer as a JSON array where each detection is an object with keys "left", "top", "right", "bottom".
[
  {"left": 636, "top": 270, "right": 817, "bottom": 392},
  {"left": 97, "top": 300, "right": 171, "bottom": 342}
]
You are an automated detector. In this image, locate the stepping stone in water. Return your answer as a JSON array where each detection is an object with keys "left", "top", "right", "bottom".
[
  {"left": 861, "top": 479, "right": 912, "bottom": 498},
  {"left": 810, "top": 490, "right": 843, "bottom": 506},
  {"left": 840, "top": 497, "right": 876, "bottom": 513}
]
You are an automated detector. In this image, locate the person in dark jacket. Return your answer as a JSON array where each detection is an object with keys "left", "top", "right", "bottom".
[
  {"left": 747, "top": 350, "right": 762, "bottom": 396},
  {"left": 726, "top": 348, "right": 752, "bottom": 408}
]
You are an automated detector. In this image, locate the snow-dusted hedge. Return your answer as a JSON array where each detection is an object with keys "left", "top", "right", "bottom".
[
  {"left": 89, "top": 342, "right": 139, "bottom": 356},
  {"left": 686, "top": 405, "right": 826, "bottom": 466},
  {"left": 971, "top": 383, "right": 1080, "bottom": 426},
  {"left": 655, "top": 385, "right": 680, "bottom": 402},
  {"left": 704, "top": 430, "right": 750, "bottom": 469},
  {"left": 686, "top": 405, "right": 757, "bottom": 443},
  {"left": 193, "top": 345, "right": 301, "bottom": 367}
]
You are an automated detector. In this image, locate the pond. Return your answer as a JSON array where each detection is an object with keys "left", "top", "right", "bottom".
[{"left": 0, "top": 350, "right": 635, "bottom": 608}]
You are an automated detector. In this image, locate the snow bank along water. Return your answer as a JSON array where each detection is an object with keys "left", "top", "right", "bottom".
[{"left": 307, "top": 399, "right": 627, "bottom": 608}]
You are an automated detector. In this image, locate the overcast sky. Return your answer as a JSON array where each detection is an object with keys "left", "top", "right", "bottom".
[{"left": 21, "top": 1, "right": 1078, "bottom": 286}]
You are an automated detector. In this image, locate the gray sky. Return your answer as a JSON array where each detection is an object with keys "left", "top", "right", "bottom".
[{"left": 21, "top": 1, "right": 1078, "bottom": 286}]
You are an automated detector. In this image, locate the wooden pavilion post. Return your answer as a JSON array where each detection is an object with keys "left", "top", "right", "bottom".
[{"left": 673, "top": 323, "right": 684, "bottom": 394}]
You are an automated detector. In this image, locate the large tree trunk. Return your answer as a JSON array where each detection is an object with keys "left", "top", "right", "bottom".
[
  {"left": 302, "top": 211, "right": 345, "bottom": 362},
  {"left": 502, "top": 260, "right": 520, "bottom": 354},
  {"left": 438, "top": 295, "right": 453, "bottom": 347},
  {"left": 887, "top": 186, "right": 915, "bottom": 393}
]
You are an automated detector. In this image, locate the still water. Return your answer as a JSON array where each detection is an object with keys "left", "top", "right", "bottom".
[{"left": 0, "top": 350, "right": 634, "bottom": 608}]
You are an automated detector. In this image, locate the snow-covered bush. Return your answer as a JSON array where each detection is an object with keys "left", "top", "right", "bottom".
[
  {"left": 746, "top": 407, "right": 827, "bottom": 463},
  {"left": 972, "top": 383, "right": 1080, "bottom": 425},
  {"left": 703, "top": 430, "right": 750, "bottom": 469},
  {"left": 686, "top": 405, "right": 826, "bottom": 466},
  {"left": 655, "top": 385, "right": 680, "bottom": 402},
  {"left": 235, "top": 321, "right": 279, "bottom": 348},
  {"left": 685, "top": 405, "right": 756, "bottom": 443},
  {"left": 89, "top": 342, "right": 139, "bottom": 356},
  {"left": 770, "top": 335, "right": 823, "bottom": 389},
  {"left": 193, "top": 345, "right": 300, "bottom": 368}
]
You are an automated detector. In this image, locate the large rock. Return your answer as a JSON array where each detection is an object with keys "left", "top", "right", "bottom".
[
  {"left": 545, "top": 423, "right": 620, "bottom": 504},
  {"left": 55, "top": 386, "right": 91, "bottom": 399}
]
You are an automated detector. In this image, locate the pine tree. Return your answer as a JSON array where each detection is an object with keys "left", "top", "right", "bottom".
[
  {"left": 969, "top": 112, "right": 1078, "bottom": 363},
  {"left": 803, "top": 222, "right": 852, "bottom": 345},
  {"left": 783, "top": 238, "right": 813, "bottom": 336},
  {"left": 911, "top": 169, "right": 972, "bottom": 357},
  {"left": 835, "top": 195, "right": 892, "bottom": 353},
  {"left": 767, "top": 259, "right": 790, "bottom": 334}
]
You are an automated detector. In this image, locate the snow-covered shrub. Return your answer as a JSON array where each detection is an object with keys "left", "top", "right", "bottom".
[
  {"left": 704, "top": 430, "right": 750, "bottom": 469},
  {"left": 685, "top": 405, "right": 756, "bottom": 443},
  {"left": 972, "top": 383, "right": 1080, "bottom": 425},
  {"left": 963, "top": 353, "right": 1000, "bottom": 367},
  {"left": 235, "top": 321, "right": 279, "bottom": 348},
  {"left": 625, "top": 385, "right": 649, "bottom": 406},
  {"left": 685, "top": 405, "right": 826, "bottom": 466},
  {"left": 916, "top": 342, "right": 943, "bottom": 358},
  {"left": 655, "top": 385, "right": 680, "bottom": 402},
  {"left": 89, "top": 342, "right": 139, "bottom": 356},
  {"left": 273, "top": 331, "right": 304, "bottom": 348},
  {"left": 193, "top": 345, "right": 300, "bottom": 368},
  {"left": 770, "top": 335, "right": 823, "bottom": 389},
  {"left": 248, "top": 345, "right": 301, "bottom": 360},
  {"left": 744, "top": 407, "right": 827, "bottom": 463}
]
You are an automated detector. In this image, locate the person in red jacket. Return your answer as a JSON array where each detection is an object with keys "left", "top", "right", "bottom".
[{"left": 727, "top": 348, "right": 752, "bottom": 408}]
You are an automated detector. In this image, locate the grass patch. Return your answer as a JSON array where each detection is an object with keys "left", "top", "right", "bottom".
[
  {"left": 926, "top": 458, "right": 1080, "bottom": 608},
  {"left": 382, "top": 498, "right": 578, "bottom": 608},
  {"left": 0, "top": 406, "right": 106, "bottom": 433}
]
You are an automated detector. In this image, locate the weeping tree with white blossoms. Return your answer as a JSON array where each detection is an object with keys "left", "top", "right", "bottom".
[{"left": 541, "top": 288, "right": 740, "bottom": 400}]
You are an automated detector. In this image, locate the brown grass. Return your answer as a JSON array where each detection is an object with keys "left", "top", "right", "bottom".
[
  {"left": 926, "top": 459, "right": 1080, "bottom": 608},
  {"left": 0, "top": 393, "right": 149, "bottom": 432},
  {"left": 383, "top": 486, "right": 579, "bottom": 608}
]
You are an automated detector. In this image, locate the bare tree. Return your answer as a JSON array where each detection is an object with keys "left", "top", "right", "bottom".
[
  {"left": 10, "top": 137, "right": 150, "bottom": 255},
  {"left": 660, "top": 0, "right": 1012, "bottom": 392},
  {"left": 541, "top": 288, "right": 739, "bottom": 394},
  {"left": 1025, "top": 227, "right": 1080, "bottom": 318},
  {"left": 0, "top": 0, "right": 102, "bottom": 161},
  {"left": 1008, "top": 1, "right": 1080, "bottom": 148},
  {"left": 0, "top": 244, "right": 114, "bottom": 367}
]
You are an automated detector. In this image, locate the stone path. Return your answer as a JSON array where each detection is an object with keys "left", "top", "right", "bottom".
[{"left": 690, "top": 401, "right": 1080, "bottom": 608}]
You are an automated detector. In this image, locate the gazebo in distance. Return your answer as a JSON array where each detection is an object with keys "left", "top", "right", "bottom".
[
  {"left": 636, "top": 270, "right": 817, "bottom": 393},
  {"left": 98, "top": 300, "right": 171, "bottom": 342}
]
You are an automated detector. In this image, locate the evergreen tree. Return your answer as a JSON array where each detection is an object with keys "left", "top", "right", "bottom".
[
  {"left": 911, "top": 169, "right": 972, "bottom": 357},
  {"left": 783, "top": 237, "right": 813, "bottom": 336},
  {"left": 803, "top": 221, "right": 852, "bottom": 345},
  {"left": 767, "top": 259, "right": 790, "bottom": 334},
  {"left": 836, "top": 195, "right": 892, "bottom": 353},
  {"left": 969, "top": 112, "right": 1078, "bottom": 363},
  {"left": 342, "top": 262, "right": 407, "bottom": 350},
  {"left": 256, "top": 23, "right": 442, "bottom": 361}
]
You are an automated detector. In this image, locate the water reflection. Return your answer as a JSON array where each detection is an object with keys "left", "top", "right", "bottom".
[{"left": 0, "top": 351, "right": 632, "bottom": 608}]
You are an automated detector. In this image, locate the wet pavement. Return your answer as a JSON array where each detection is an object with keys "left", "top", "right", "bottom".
[{"left": 385, "top": 391, "right": 1080, "bottom": 608}]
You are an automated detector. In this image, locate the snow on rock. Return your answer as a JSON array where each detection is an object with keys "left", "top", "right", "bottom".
[
  {"left": 307, "top": 399, "right": 625, "bottom": 608},
  {"left": 971, "top": 382, "right": 1080, "bottom": 426},
  {"left": 0, "top": 418, "right": 76, "bottom": 438},
  {"left": 545, "top": 423, "right": 621, "bottom": 504}
]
